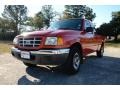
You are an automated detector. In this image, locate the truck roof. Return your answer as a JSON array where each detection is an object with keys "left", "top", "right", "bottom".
[{"left": 60, "top": 18, "right": 91, "bottom": 22}]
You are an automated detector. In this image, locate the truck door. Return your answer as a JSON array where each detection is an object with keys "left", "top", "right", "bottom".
[{"left": 80, "top": 20, "right": 97, "bottom": 55}]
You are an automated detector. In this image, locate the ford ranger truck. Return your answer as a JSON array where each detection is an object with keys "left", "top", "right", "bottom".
[{"left": 11, "top": 18, "right": 105, "bottom": 74}]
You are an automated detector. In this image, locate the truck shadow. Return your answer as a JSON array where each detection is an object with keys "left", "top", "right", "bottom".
[{"left": 18, "top": 55, "right": 120, "bottom": 85}]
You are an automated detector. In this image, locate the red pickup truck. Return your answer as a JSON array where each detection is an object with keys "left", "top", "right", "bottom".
[{"left": 11, "top": 18, "right": 105, "bottom": 74}]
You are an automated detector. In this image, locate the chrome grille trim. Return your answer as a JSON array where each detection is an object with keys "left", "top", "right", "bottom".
[{"left": 18, "top": 37, "right": 41, "bottom": 47}]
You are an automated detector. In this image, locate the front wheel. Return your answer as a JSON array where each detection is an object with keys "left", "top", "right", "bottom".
[{"left": 66, "top": 47, "right": 82, "bottom": 74}]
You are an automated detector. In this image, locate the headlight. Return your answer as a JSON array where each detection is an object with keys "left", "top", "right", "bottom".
[
  {"left": 45, "top": 37, "right": 63, "bottom": 45},
  {"left": 13, "top": 37, "right": 18, "bottom": 45},
  {"left": 45, "top": 37, "right": 57, "bottom": 45}
]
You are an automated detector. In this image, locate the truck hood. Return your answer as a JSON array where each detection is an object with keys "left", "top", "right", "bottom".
[
  {"left": 20, "top": 29, "right": 80, "bottom": 37},
  {"left": 20, "top": 30, "right": 53, "bottom": 36}
]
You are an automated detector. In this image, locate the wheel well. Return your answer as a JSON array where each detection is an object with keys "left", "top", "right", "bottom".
[
  {"left": 70, "top": 42, "right": 83, "bottom": 55},
  {"left": 102, "top": 42, "right": 104, "bottom": 47},
  {"left": 100, "top": 42, "right": 104, "bottom": 50},
  {"left": 70, "top": 42, "right": 83, "bottom": 64},
  {"left": 97, "top": 42, "right": 104, "bottom": 51}
]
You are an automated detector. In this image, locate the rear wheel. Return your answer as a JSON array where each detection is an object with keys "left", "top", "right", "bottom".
[
  {"left": 96, "top": 43, "right": 104, "bottom": 58},
  {"left": 66, "top": 47, "right": 83, "bottom": 74},
  {"left": 23, "top": 62, "right": 36, "bottom": 67}
]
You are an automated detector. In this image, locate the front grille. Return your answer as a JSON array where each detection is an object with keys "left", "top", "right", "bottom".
[{"left": 18, "top": 37, "right": 41, "bottom": 47}]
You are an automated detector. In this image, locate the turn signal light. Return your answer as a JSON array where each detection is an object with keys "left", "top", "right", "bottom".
[{"left": 57, "top": 37, "right": 63, "bottom": 45}]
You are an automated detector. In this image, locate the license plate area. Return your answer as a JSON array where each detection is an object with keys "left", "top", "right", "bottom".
[{"left": 21, "top": 51, "right": 30, "bottom": 59}]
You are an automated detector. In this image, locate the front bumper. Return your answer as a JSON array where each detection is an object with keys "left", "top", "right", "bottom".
[{"left": 11, "top": 47, "right": 70, "bottom": 65}]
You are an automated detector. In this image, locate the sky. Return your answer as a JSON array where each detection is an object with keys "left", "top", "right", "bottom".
[
  {"left": 0, "top": 5, "right": 120, "bottom": 27},
  {"left": 89, "top": 5, "right": 120, "bottom": 27}
]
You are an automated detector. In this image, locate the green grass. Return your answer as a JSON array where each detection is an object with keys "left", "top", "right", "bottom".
[
  {"left": 105, "top": 39, "right": 120, "bottom": 47},
  {"left": 0, "top": 41, "right": 13, "bottom": 54},
  {"left": 105, "top": 43, "right": 120, "bottom": 47}
]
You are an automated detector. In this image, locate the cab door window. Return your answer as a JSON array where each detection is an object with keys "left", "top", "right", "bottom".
[{"left": 85, "top": 20, "right": 94, "bottom": 33}]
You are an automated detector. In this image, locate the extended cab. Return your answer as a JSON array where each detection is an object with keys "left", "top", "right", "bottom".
[{"left": 11, "top": 18, "right": 105, "bottom": 74}]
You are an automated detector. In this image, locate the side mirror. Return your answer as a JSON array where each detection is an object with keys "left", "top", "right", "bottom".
[{"left": 86, "top": 27, "right": 93, "bottom": 32}]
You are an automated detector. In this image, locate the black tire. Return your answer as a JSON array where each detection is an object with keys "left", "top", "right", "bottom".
[
  {"left": 23, "top": 62, "right": 36, "bottom": 67},
  {"left": 65, "top": 47, "right": 83, "bottom": 74},
  {"left": 96, "top": 43, "right": 104, "bottom": 58}
]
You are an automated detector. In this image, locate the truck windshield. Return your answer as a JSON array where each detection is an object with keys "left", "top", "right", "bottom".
[{"left": 48, "top": 19, "right": 82, "bottom": 31}]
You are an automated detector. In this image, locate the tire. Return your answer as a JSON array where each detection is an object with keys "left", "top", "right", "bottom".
[
  {"left": 96, "top": 43, "right": 104, "bottom": 58},
  {"left": 23, "top": 62, "right": 36, "bottom": 67},
  {"left": 65, "top": 47, "right": 83, "bottom": 74}
]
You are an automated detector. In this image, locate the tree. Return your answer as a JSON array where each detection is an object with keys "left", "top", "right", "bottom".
[
  {"left": 0, "top": 17, "right": 17, "bottom": 40},
  {"left": 40, "top": 5, "right": 57, "bottom": 26},
  {"left": 97, "top": 23, "right": 113, "bottom": 37},
  {"left": 34, "top": 12, "right": 44, "bottom": 28},
  {"left": 26, "top": 13, "right": 44, "bottom": 29},
  {"left": 26, "top": 5, "right": 57, "bottom": 28},
  {"left": 62, "top": 5, "right": 96, "bottom": 21},
  {"left": 2, "top": 5, "right": 28, "bottom": 35},
  {"left": 0, "top": 17, "right": 16, "bottom": 32},
  {"left": 25, "top": 17, "right": 34, "bottom": 26},
  {"left": 97, "top": 11, "right": 120, "bottom": 41},
  {"left": 111, "top": 11, "right": 120, "bottom": 41}
]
